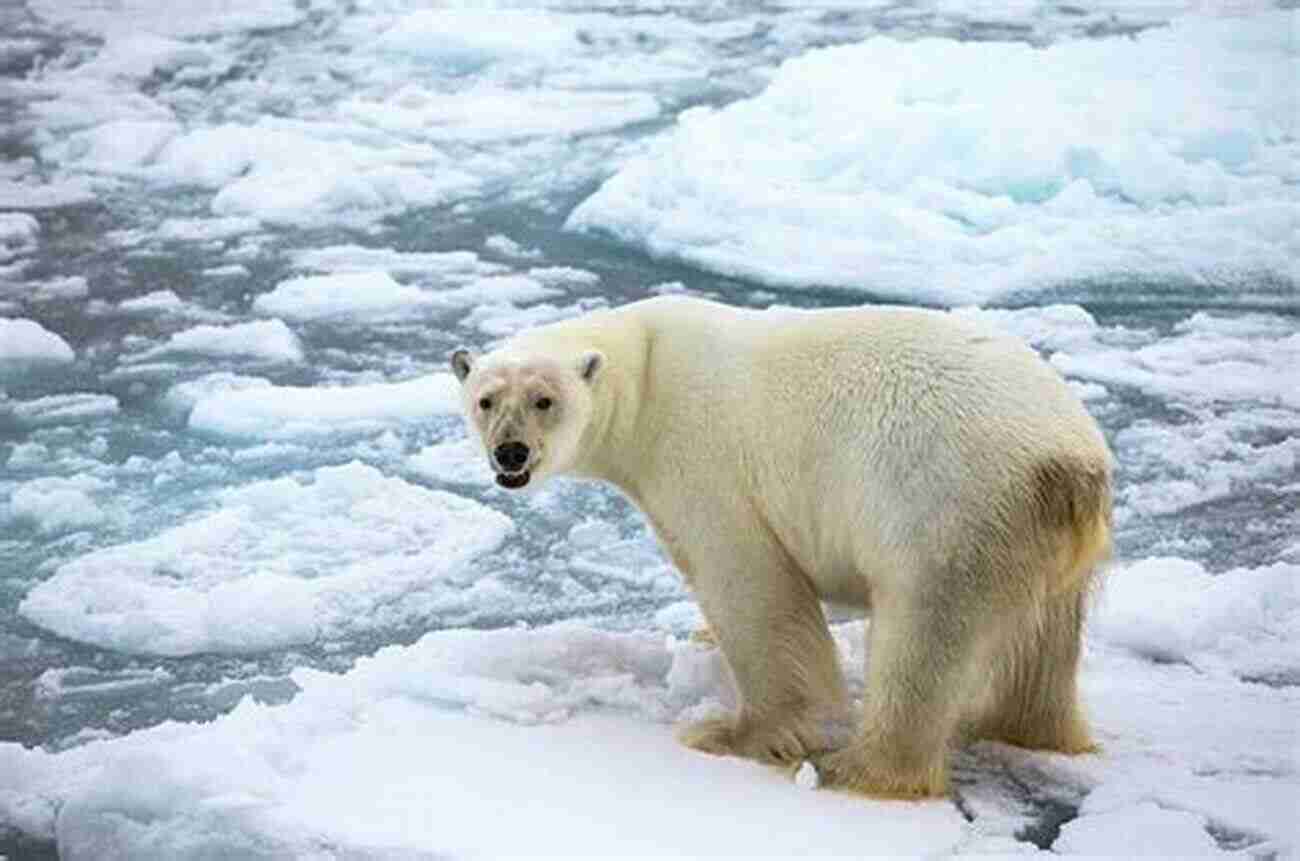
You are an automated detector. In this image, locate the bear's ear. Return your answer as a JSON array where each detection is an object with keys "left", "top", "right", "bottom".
[
  {"left": 578, "top": 350, "right": 604, "bottom": 383},
  {"left": 450, "top": 348, "right": 474, "bottom": 382}
]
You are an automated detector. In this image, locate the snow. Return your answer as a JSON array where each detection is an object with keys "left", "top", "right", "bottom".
[
  {"left": 568, "top": 13, "right": 1300, "bottom": 305},
  {"left": 161, "top": 373, "right": 272, "bottom": 417},
  {"left": 1, "top": 606, "right": 1296, "bottom": 857},
  {"left": 406, "top": 438, "right": 493, "bottom": 487},
  {"left": 49, "top": 119, "right": 181, "bottom": 173},
  {"left": 1054, "top": 803, "right": 1222, "bottom": 856},
  {"left": 1052, "top": 311, "right": 1300, "bottom": 409},
  {"left": 1091, "top": 559, "right": 1299, "bottom": 683},
  {"left": 188, "top": 373, "right": 460, "bottom": 440},
  {"left": 0, "top": 178, "right": 97, "bottom": 210},
  {"left": 0, "top": 318, "right": 74, "bottom": 369},
  {"left": 342, "top": 85, "right": 661, "bottom": 142},
  {"left": 24, "top": 276, "right": 89, "bottom": 302},
  {"left": 131, "top": 319, "right": 303, "bottom": 364},
  {"left": 252, "top": 272, "right": 435, "bottom": 321},
  {"left": 365, "top": 9, "right": 581, "bottom": 74},
  {"left": 483, "top": 234, "right": 541, "bottom": 260},
  {"left": 7, "top": 475, "right": 109, "bottom": 535},
  {"left": 18, "top": 462, "right": 513, "bottom": 655},
  {"left": 116, "top": 290, "right": 186, "bottom": 315},
  {"left": 29, "top": 0, "right": 305, "bottom": 39},
  {"left": 291, "top": 244, "right": 506, "bottom": 279},
  {"left": 4, "top": 393, "right": 119, "bottom": 427},
  {"left": 0, "top": 213, "right": 39, "bottom": 262}
]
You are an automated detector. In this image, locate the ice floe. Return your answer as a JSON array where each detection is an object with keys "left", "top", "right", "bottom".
[
  {"left": 187, "top": 373, "right": 459, "bottom": 440},
  {"left": 0, "top": 318, "right": 74, "bottom": 370},
  {"left": 251, "top": 272, "right": 437, "bottom": 321},
  {"left": 129, "top": 319, "right": 303, "bottom": 365},
  {"left": 568, "top": 13, "right": 1300, "bottom": 305},
  {"left": 18, "top": 462, "right": 512, "bottom": 655},
  {"left": 0, "top": 604, "right": 1295, "bottom": 857}
]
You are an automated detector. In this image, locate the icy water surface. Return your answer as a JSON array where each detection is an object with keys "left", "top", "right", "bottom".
[{"left": 1, "top": 1, "right": 1297, "bottom": 858}]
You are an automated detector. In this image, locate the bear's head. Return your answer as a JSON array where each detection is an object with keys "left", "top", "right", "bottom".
[{"left": 451, "top": 347, "right": 604, "bottom": 490}]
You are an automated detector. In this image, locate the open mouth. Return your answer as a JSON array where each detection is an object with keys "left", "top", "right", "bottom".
[{"left": 495, "top": 470, "right": 531, "bottom": 489}]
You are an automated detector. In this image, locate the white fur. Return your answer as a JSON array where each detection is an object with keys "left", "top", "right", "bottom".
[{"left": 454, "top": 296, "right": 1112, "bottom": 797}]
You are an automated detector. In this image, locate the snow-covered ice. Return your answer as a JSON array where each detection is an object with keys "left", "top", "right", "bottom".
[
  {"left": 1, "top": 1, "right": 1297, "bottom": 857},
  {"left": 129, "top": 319, "right": 303, "bottom": 365},
  {"left": 1, "top": 611, "right": 1296, "bottom": 857},
  {"left": 252, "top": 272, "right": 437, "bottom": 321},
  {"left": 0, "top": 318, "right": 74, "bottom": 370},
  {"left": 19, "top": 462, "right": 513, "bottom": 655},
  {"left": 3, "top": 393, "right": 119, "bottom": 427},
  {"left": 568, "top": 13, "right": 1300, "bottom": 305},
  {"left": 187, "top": 373, "right": 460, "bottom": 440}
]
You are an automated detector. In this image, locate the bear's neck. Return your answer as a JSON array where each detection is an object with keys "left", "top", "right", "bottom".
[{"left": 568, "top": 318, "right": 656, "bottom": 502}]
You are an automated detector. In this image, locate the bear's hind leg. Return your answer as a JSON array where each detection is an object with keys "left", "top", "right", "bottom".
[
  {"left": 814, "top": 582, "right": 988, "bottom": 799},
  {"left": 976, "top": 588, "right": 1097, "bottom": 754},
  {"left": 676, "top": 542, "right": 849, "bottom": 768}
]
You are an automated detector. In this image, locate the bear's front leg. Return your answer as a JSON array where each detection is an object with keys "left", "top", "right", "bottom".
[{"left": 670, "top": 532, "right": 849, "bottom": 768}]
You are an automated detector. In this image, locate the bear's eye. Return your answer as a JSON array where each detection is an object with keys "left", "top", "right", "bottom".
[
  {"left": 535, "top": 397, "right": 553, "bottom": 411},
  {"left": 478, "top": 396, "right": 493, "bottom": 411}
]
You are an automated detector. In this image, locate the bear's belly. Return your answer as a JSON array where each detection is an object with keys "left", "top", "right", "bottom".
[{"left": 810, "top": 565, "right": 872, "bottom": 610}]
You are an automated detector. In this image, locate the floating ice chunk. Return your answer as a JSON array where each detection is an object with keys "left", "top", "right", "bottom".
[
  {"left": 35, "top": 666, "right": 173, "bottom": 701},
  {"left": 252, "top": 271, "right": 436, "bottom": 321},
  {"left": 567, "top": 14, "right": 1300, "bottom": 304},
  {"left": 435, "top": 274, "right": 562, "bottom": 309},
  {"left": 29, "top": 0, "right": 305, "bottom": 38},
  {"left": 154, "top": 122, "right": 479, "bottom": 226},
  {"left": 117, "top": 290, "right": 185, "bottom": 314},
  {"left": 951, "top": 304, "right": 1101, "bottom": 354},
  {"left": 1091, "top": 558, "right": 1300, "bottom": 682},
  {"left": 49, "top": 119, "right": 180, "bottom": 172},
  {"left": 1112, "top": 415, "right": 1299, "bottom": 517},
  {"left": 368, "top": 9, "right": 579, "bottom": 73},
  {"left": 528, "top": 266, "right": 600, "bottom": 288},
  {"left": 1053, "top": 312, "right": 1300, "bottom": 408},
  {"left": 0, "top": 213, "right": 39, "bottom": 262},
  {"left": 188, "top": 373, "right": 459, "bottom": 440},
  {"left": 570, "top": 539, "right": 676, "bottom": 592},
  {"left": 202, "top": 264, "right": 249, "bottom": 279},
  {"left": 5, "top": 392, "right": 119, "bottom": 427},
  {"left": 0, "top": 318, "right": 74, "bottom": 369},
  {"left": 654, "top": 601, "right": 704, "bottom": 637},
  {"left": 293, "top": 623, "right": 678, "bottom": 725},
  {"left": 1054, "top": 803, "right": 1220, "bottom": 856},
  {"left": 0, "top": 178, "right": 97, "bottom": 210},
  {"left": 155, "top": 216, "right": 259, "bottom": 243},
  {"left": 211, "top": 163, "right": 477, "bottom": 227},
  {"left": 291, "top": 244, "right": 506, "bottom": 278},
  {"left": 464, "top": 299, "right": 607, "bottom": 338},
  {"left": 19, "top": 462, "right": 513, "bottom": 655},
  {"left": 484, "top": 234, "right": 541, "bottom": 260},
  {"left": 8, "top": 475, "right": 109, "bottom": 534},
  {"left": 133, "top": 319, "right": 303, "bottom": 364},
  {"left": 6, "top": 441, "right": 50, "bottom": 469},
  {"left": 343, "top": 86, "right": 661, "bottom": 141},
  {"left": 161, "top": 372, "right": 272, "bottom": 417},
  {"left": 407, "top": 438, "right": 493, "bottom": 487},
  {"left": 23, "top": 276, "right": 89, "bottom": 303}
]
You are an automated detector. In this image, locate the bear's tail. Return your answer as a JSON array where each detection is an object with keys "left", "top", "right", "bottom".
[{"left": 1030, "top": 456, "right": 1113, "bottom": 598}]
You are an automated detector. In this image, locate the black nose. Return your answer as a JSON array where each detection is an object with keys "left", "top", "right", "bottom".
[{"left": 494, "top": 441, "right": 530, "bottom": 472}]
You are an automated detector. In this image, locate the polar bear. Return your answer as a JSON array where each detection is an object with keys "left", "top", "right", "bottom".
[{"left": 451, "top": 296, "right": 1111, "bottom": 799}]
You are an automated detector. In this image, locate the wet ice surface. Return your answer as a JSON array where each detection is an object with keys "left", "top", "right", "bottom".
[{"left": 1, "top": 0, "right": 1298, "bottom": 857}]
